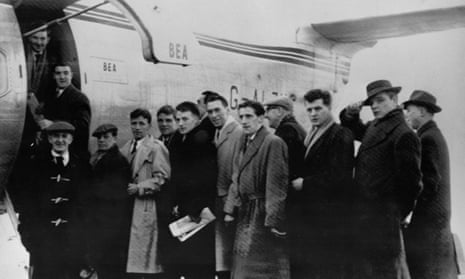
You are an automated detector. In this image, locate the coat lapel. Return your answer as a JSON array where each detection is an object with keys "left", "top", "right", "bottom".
[
  {"left": 216, "top": 121, "right": 239, "bottom": 147},
  {"left": 238, "top": 127, "right": 269, "bottom": 174},
  {"left": 359, "top": 110, "right": 404, "bottom": 153},
  {"left": 305, "top": 124, "right": 333, "bottom": 160},
  {"left": 132, "top": 136, "right": 153, "bottom": 177}
]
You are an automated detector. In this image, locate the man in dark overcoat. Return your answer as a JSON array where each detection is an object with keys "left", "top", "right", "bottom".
[
  {"left": 224, "top": 100, "right": 290, "bottom": 279},
  {"left": 41, "top": 62, "right": 91, "bottom": 160},
  {"left": 290, "top": 89, "right": 354, "bottom": 279},
  {"left": 87, "top": 124, "right": 132, "bottom": 279},
  {"left": 156, "top": 105, "right": 178, "bottom": 150},
  {"left": 403, "top": 90, "right": 458, "bottom": 279},
  {"left": 340, "top": 80, "right": 422, "bottom": 279},
  {"left": 264, "top": 96, "right": 306, "bottom": 182},
  {"left": 169, "top": 101, "right": 217, "bottom": 279},
  {"left": 18, "top": 121, "right": 90, "bottom": 279}
]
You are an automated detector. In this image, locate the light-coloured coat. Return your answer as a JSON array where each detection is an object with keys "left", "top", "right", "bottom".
[
  {"left": 214, "top": 118, "right": 242, "bottom": 272},
  {"left": 225, "top": 126, "right": 290, "bottom": 279},
  {"left": 121, "top": 135, "right": 170, "bottom": 274}
]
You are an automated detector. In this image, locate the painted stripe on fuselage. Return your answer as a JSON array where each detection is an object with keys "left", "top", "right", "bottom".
[{"left": 64, "top": 3, "right": 350, "bottom": 76}]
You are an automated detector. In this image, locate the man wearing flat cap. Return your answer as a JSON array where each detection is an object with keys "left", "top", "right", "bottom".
[
  {"left": 18, "top": 121, "right": 90, "bottom": 279},
  {"left": 87, "top": 124, "right": 132, "bottom": 279},
  {"left": 403, "top": 91, "right": 458, "bottom": 279},
  {"left": 340, "top": 80, "right": 422, "bottom": 278}
]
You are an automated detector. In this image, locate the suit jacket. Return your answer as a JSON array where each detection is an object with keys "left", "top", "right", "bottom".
[
  {"left": 340, "top": 108, "right": 422, "bottom": 279},
  {"left": 25, "top": 45, "right": 56, "bottom": 101},
  {"left": 405, "top": 120, "right": 457, "bottom": 279},
  {"left": 120, "top": 135, "right": 171, "bottom": 274},
  {"left": 274, "top": 114, "right": 306, "bottom": 181},
  {"left": 43, "top": 84, "right": 91, "bottom": 159}
]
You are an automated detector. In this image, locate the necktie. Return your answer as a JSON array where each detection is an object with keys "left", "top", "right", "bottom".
[
  {"left": 56, "top": 156, "right": 64, "bottom": 169},
  {"left": 215, "top": 129, "right": 221, "bottom": 142},
  {"left": 243, "top": 136, "right": 251, "bottom": 152},
  {"left": 131, "top": 140, "right": 138, "bottom": 154},
  {"left": 34, "top": 53, "right": 41, "bottom": 69}
]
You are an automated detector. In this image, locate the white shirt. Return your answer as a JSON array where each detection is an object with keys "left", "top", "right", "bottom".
[{"left": 51, "top": 150, "right": 70, "bottom": 166}]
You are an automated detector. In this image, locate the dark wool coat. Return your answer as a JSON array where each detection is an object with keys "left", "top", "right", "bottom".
[
  {"left": 87, "top": 145, "right": 132, "bottom": 278},
  {"left": 224, "top": 127, "right": 290, "bottom": 279},
  {"left": 18, "top": 151, "right": 90, "bottom": 278},
  {"left": 169, "top": 125, "right": 217, "bottom": 276},
  {"left": 43, "top": 84, "right": 91, "bottom": 159},
  {"left": 274, "top": 114, "right": 306, "bottom": 181},
  {"left": 340, "top": 108, "right": 422, "bottom": 279},
  {"left": 405, "top": 120, "right": 457, "bottom": 279},
  {"left": 291, "top": 123, "right": 354, "bottom": 279}
]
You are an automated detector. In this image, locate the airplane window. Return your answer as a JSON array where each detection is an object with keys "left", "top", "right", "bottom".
[{"left": 0, "top": 50, "right": 7, "bottom": 97}]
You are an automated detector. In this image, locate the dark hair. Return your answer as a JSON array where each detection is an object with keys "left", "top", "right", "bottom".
[
  {"left": 157, "top": 105, "right": 176, "bottom": 117},
  {"left": 130, "top": 108, "right": 152, "bottom": 123},
  {"left": 53, "top": 61, "right": 73, "bottom": 71},
  {"left": 238, "top": 100, "right": 265, "bottom": 116},
  {"left": 176, "top": 101, "right": 200, "bottom": 118},
  {"left": 199, "top": 91, "right": 220, "bottom": 104},
  {"left": 205, "top": 94, "right": 228, "bottom": 107},
  {"left": 304, "top": 89, "right": 332, "bottom": 106}
]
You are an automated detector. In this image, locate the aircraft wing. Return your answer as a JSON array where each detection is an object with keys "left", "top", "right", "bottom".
[{"left": 311, "top": 5, "right": 465, "bottom": 43}]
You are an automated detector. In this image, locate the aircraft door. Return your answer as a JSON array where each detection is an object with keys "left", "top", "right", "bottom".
[{"left": 0, "top": 2, "right": 27, "bottom": 192}]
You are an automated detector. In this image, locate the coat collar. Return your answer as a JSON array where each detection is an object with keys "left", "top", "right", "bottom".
[
  {"left": 216, "top": 118, "right": 240, "bottom": 147},
  {"left": 417, "top": 120, "right": 437, "bottom": 137},
  {"left": 360, "top": 108, "right": 405, "bottom": 152},
  {"left": 238, "top": 126, "right": 269, "bottom": 173}
]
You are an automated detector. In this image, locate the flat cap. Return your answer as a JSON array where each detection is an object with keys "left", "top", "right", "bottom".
[
  {"left": 264, "top": 97, "right": 293, "bottom": 112},
  {"left": 45, "top": 121, "right": 75, "bottom": 134},
  {"left": 92, "top": 123, "right": 118, "bottom": 137}
]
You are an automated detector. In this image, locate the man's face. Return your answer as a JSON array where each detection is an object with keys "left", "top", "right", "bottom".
[
  {"left": 405, "top": 104, "right": 423, "bottom": 130},
  {"left": 28, "top": 31, "right": 49, "bottom": 53},
  {"left": 130, "top": 116, "right": 151, "bottom": 140},
  {"left": 48, "top": 132, "right": 73, "bottom": 154},
  {"left": 54, "top": 66, "right": 73, "bottom": 89},
  {"left": 265, "top": 106, "right": 282, "bottom": 129},
  {"left": 157, "top": 113, "right": 177, "bottom": 136},
  {"left": 239, "top": 107, "right": 263, "bottom": 135},
  {"left": 369, "top": 92, "right": 397, "bottom": 119},
  {"left": 176, "top": 110, "right": 199, "bottom": 134},
  {"left": 96, "top": 132, "right": 117, "bottom": 151},
  {"left": 207, "top": 100, "right": 228, "bottom": 128},
  {"left": 304, "top": 98, "right": 332, "bottom": 127}
]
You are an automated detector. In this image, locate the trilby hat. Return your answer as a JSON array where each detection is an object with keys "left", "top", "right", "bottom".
[
  {"left": 402, "top": 90, "right": 441, "bottom": 113},
  {"left": 363, "top": 80, "right": 401, "bottom": 105}
]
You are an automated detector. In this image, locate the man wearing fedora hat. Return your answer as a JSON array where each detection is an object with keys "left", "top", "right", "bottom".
[
  {"left": 18, "top": 121, "right": 90, "bottom": 279},
  {"left": 403, "top": 91, "right": 458, "bottom": 279},
  {"left": 87, "top": 124, "right": 133, "bottom": 279},
  {"left": 340, "top": 80, "right": 422, "bottom": 278}
]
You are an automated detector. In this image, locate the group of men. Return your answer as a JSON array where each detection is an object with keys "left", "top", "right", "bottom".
[{"left": 13, "top": 25, "right": 456, "bottom": 279}]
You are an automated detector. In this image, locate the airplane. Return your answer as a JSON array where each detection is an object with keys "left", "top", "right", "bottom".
[{"left": 0, "top": 0, "right": 465, "bottom": 277}]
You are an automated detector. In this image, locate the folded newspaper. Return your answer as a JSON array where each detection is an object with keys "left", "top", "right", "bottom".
[{"left": 169, "top": 207, "right": 216, "bottom": 242}]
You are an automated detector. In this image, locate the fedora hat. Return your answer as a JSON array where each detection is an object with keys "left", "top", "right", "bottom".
[
  {"left": 402, "top": 90, "right": 441, "bottom": 113},
  {"left": 363, "top": 80, "right": 401, "bottom": 105}
]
